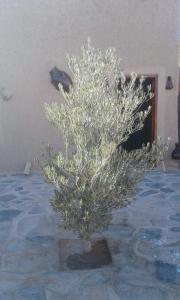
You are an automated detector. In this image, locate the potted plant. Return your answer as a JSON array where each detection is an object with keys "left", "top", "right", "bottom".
[{"left": 42, "top": 40, "right": 168, "bottom": 270}]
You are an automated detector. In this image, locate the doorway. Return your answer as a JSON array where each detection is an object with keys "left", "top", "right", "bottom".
[{"left": 120, "top": 75, "right": 157, "bottom": 151}]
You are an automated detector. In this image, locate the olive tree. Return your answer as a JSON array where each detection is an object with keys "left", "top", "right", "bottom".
[{"left": 42, "top": 40, "right": 168, "bottom": 241}]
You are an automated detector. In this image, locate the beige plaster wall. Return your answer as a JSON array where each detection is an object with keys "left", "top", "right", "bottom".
[{"left": 0, "top": 0, "right": 179, "bottom": 171}]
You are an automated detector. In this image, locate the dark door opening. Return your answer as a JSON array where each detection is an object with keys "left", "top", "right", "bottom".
[{"left": 120, "top": 76, "right": 157, "bottom": 151}]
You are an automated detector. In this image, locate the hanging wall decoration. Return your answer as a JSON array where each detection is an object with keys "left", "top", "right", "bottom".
[{"left": 49, "top": 66, "right": 73, "bottom": 93}]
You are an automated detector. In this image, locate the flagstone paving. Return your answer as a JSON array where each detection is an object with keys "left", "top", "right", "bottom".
[{"left": 0, "top": 169, "right": 179, "bottom": 299}]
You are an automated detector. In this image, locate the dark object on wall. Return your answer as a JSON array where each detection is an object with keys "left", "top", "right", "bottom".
[
  {"left": 49, "top": 67, "right": 73, "bottom": 93},
  {"left": 165, "top": 76, "right": 173, "bottom": 90}
]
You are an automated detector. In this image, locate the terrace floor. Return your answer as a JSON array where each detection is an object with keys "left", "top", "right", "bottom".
[{"left": 0, "top": 165, "right": 179, "bottom": 299}]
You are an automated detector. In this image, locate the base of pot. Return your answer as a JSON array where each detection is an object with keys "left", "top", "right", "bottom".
[{"left": 58, "top": 239, "right": 112, "bottom": 270}]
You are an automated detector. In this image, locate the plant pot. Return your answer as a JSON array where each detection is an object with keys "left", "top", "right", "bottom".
[{"left": 58, "top": 238, "right": 112, "bottom": 270}]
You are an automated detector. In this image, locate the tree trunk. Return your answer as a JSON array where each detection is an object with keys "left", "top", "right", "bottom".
[{"left": 83, "top": 240, "right": 92, "bottom": 252}]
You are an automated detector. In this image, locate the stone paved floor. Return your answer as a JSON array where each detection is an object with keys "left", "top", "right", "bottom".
[{"left": 0, "top": 169, "right": 179, "bottom": 299}]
